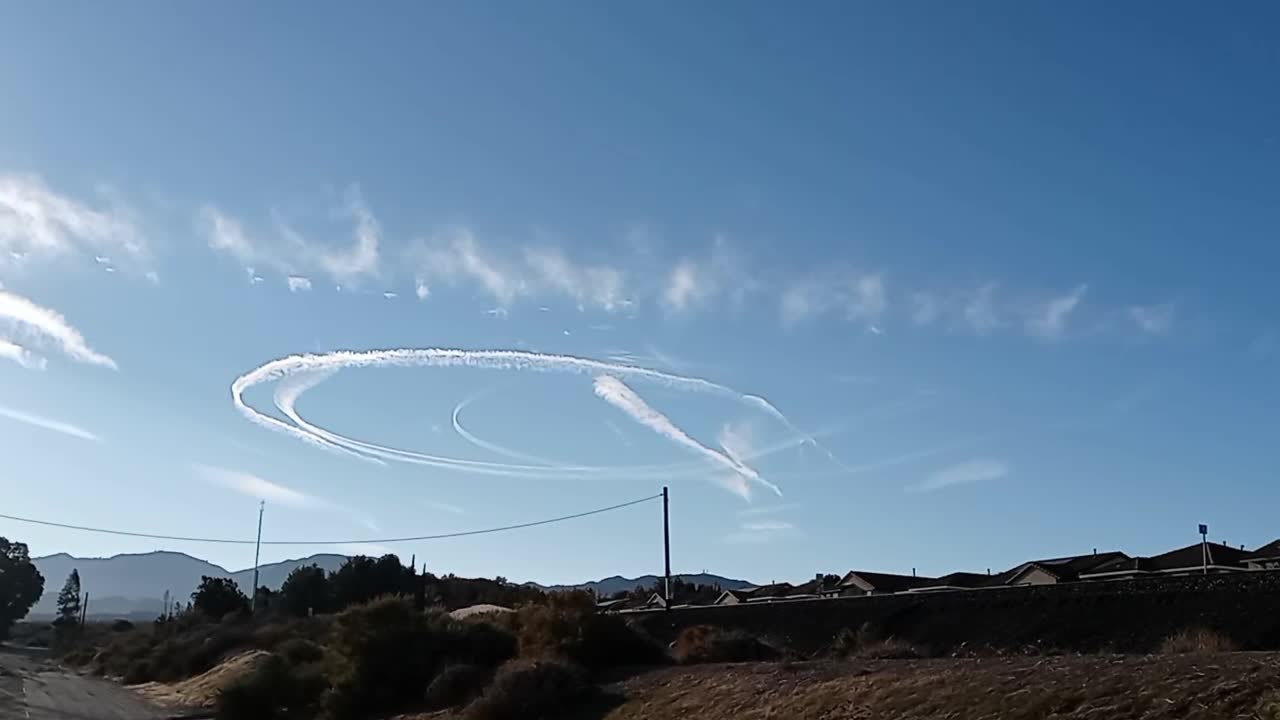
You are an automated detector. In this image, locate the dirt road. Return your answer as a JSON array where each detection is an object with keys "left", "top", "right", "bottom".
[{"left": 0, "top": 645, "right": 167, "bottom": 720}]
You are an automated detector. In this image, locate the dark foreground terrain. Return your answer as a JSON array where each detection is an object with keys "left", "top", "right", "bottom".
[{"left": 429, "top": 653, "right": 1280, "bottom": 720}]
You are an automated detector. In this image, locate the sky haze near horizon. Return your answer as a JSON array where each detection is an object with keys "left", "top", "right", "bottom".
[{"left": 2, "top": 1, "right": 1279, "bottom": 585}]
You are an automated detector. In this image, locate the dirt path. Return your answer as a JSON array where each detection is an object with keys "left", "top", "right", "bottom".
[{"left": 0, "top": 646, "right": 168, "bottom": 720}]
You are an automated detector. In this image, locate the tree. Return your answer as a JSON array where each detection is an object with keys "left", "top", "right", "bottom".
[
  {"left": 54, "top": 569, "right": 82, "bottom": 626},
  {"left": 191, "top": 576, "right": 249, "bottom": 618},
  {"left": 329, "top": 554, "right": 414, "bottom": 610},
  {"left": 280, "top": 564, "right": 331, "bottom": 617},
  {"left": 0, "top": 537, "right": 44, "bottom": 639}
]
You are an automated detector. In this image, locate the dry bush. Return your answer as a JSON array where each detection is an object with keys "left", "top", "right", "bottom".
[
  {"left": 831, "top": 623, "right": 923, "bottom": 659},
  {"left": 465, "top": 659, "right": 592, "bottom": 720},
  {"left": 497, "top": 592, "right": 666, "bottom": 671},
  {"left": 1257, "top": 691, "right": 1280, "bottom": 720},
  {"left": 425, "top": 663, "right": 490, "bottom": 710},
  {"left": 1160, "top": 628, "right": 1237, "bottom": 654},
  {"left": 672, "top": 625, "right": 781, "bottom": 664},
  {"left": 214, "top": 653, "right": 328, "bottom": 720}
]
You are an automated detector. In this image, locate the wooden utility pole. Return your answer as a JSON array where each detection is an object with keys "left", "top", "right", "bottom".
[
  {"left": 80, "top": 592, "right": 89, "bottom": 625},
  {"left": 663, "top": 486, "right": 671, "bottom": 610},
  {"left": 251, "top": 502, "right": 265, "bottom": 612}
]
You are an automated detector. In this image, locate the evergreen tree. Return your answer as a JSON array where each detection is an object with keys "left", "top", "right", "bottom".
[{"left": 55, "top": 569, "right": 82, "bottom": 626}]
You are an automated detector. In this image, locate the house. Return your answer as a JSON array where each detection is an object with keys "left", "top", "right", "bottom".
[
  {"left": 597, "top": 593, "right": 667, "bottom": 613},
  {"left": 1243, "top": 540, "right": 1280, "bottom": 570},
  {"left": 1080, "top": 541, "right": 1248, "bottom": 580},
  {"left": 836, "top": 570, "right": 937, "bottom": 596},
  {"left": 784, "top": 577, "right": 826, "bottom": 600},
  {"left": 713, "top": 582, "right": 794, "bottom": 605},
  {"left": 906, "top": 571, "right": 999, "bottom": 592},
  {"left": 1002, "top": 551, "right": 1129, "bottom": 586}
]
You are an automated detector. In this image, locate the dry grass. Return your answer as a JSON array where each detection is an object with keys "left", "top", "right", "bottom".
[
  {"left": 1160, "top": 627, "right": 1238, "bottom": 654},
  {"left": 133, "top": 650, "right": 270, "bottom": 709},
  {"left": 591, "top": 653, "right": 1280, "bottom": 720}
]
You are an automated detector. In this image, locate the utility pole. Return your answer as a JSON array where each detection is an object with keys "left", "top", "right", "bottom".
[
  {"left": 251, "top": 501, "right": 265, "bottom": 612},
  {"left": 80, "top": 592, "right": 89, "bottom": 625},
  {"left": 663, "top": 486, "right": 671, "bottom": 610}
]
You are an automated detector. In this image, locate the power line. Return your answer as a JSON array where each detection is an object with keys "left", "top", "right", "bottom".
[{"left": 0, "top": 493, "right": 662, "bottom": 546}]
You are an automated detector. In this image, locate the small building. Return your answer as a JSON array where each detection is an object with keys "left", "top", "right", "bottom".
[{"left": 836, "top": 570, "right": 937, "bottom": 596}]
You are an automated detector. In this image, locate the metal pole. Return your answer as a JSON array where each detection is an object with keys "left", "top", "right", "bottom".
[
  {"left": 80, "top": 592, "right": 89, "bottom": 625},
  {"left": 1201, "top": 528, "right": 1208, "bottom": 575},
  {"left": 663, "top": 486, "right": 671, "bottom": 610},
  {"left": 251, "top": 501, "right": 264, "bottom": 612}
]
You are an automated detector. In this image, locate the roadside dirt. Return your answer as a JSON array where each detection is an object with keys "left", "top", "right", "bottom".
[
  {"left": 591, "top": 653, "right": 1280, "bottom": 720},
  {"left": 133, "top": 649, "right": 269, "bottom": 710}
]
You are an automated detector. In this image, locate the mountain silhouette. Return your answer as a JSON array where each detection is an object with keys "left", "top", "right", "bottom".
[{"left": 30, "top": 551, "right": 348, "bottom": 619}]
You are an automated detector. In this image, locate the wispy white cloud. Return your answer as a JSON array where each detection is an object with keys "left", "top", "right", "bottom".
[
  {"left": 663, "top": 238, "right": 755, "bottom": 314},
  {"left": 724, "top": 519, "right": 797, "bottom": 544},
  {"left": 0, "top": 174, "right": 146, "bottom": 272},
  {"left": 0, "top": 289, "right": 116, "bottom": 369},
  {"left": 409, "top": 228, "right": 525, "bottom": 306},
  {"left": 736, "top": 503, "right": 800, "bottom": 518},
  {"left": 1027, "top": 284, "right": 1087, "bottom": 340},
  {"left": 287, "top": 276, "right": 312, "bottom": 293},
  {"left": 382, "top": 291, "right": 398, "bottom": 299},
  {"left": 415, "top": 280, "right": 430, "bottom": 300},
  {"left": 423, "top": 500, "right": 465, "bottom": 515},
  {"left": 1128, "top": 303, "right": 1175, "bottom": 335},
  {"left": 963, "top": 283, "right": 1001, "bottom": 335},
  {"left": 780, "top": 271, "right": 886, "bottom": 327},
  {"left": 194, "top": 464, "right": 324, "bottom": 509},
  {"left": 0, "top": 339, "right": 45, "bottom": 370},
  {"left": 0, "top": 404, "right": 100, "bottom": 442},
  {"left": 915, "top": 459, "right": 1009, "bottom": 492},
  {"left": 203, "top": 186, "right": 380, "bottom": 286}
]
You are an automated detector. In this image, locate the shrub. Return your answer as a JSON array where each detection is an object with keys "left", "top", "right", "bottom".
[
  {"left": 322, "top": 597, "right": 480, "bottom": 718},
  {"left": 215, "top": 653, "right": 328, "bottom": 720},
  {"left": 498, "top": 593, "right": 667, "bottom": 671},
  {"left": 451, "top": 620, "right": 518, "bottom": 668},
  {"left": 1161, "top": 628, "right": 1237, "bottom": 654},
  {"left": 111, "top": 619, "right": 135, "bottom": 632},
  {"left": 277, "top": 638, "right": 325, "bottom": 666},
  {"left": 831, "top": 623, "right": 923, "bottom": 659},
  {"left": 425, "top": 663, "right": 490, "bottom": 710},
  {"left": 466, "top": 660, "right": 591, "bottom": 720},
  {"left": 122, "top": 659, "right": 153, "bottom": 685},
  {"left": 672, "top": 625, "right": 780, "bottom": 664}
]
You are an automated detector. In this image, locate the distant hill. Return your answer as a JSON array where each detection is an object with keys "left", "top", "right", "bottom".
[
  {"left": 530, "top": 573, "right": 755, "bottom": 597},
  {"left": 30, "top": 551, "right": 348, "bottom": 619}
]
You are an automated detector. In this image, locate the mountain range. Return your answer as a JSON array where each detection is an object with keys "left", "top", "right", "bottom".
[
  {"left": 29, "top": 551, "right": 754, "bottom": 619},
  {"left": 30, "top": 551, "right": 348, "bottom": 619}
]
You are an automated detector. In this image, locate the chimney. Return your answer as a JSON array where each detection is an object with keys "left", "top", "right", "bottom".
[
  {"left": 1093, "top": 548, "right": 1097, "bottom": 555},
  {"left": 912, "top": 567, "right": 916, "bottom": 577},
  {"left": 986, "top": 568, "right": 991, "bottom": 575}
]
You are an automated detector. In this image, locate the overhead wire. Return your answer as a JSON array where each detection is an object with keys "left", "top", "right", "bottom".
[{"left": 0, "top": 493, "right": 662, "bottom": 546}]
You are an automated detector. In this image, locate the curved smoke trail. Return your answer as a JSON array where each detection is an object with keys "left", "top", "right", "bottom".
[{"left": 234, "top": 347, "right": 823, "bottom": 493}]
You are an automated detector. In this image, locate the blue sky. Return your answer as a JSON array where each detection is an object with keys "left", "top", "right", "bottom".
[{"left": 1, "top": 2, "right": 1278, "bottom": 586}]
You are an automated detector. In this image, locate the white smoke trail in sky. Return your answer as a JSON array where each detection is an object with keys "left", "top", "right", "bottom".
[
  {"left": 592, "top": 375, "right": 781, "bottom": 496},
  {"left": 234, "top": 347, "right": 811, "bottom": 493}
]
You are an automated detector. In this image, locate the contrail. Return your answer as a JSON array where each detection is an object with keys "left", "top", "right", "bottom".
[
  {"left": 233, "top": 347, "right": 812, "bottom": 493},
  {"left": 593, "top": 375, "right": 781, "bottom": 496},
  {"left": 0, "top": 289, "right": 116, "bottom": 369},
  {"left": 0, "top": 339, "right": 45, "bottom": 370}
]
